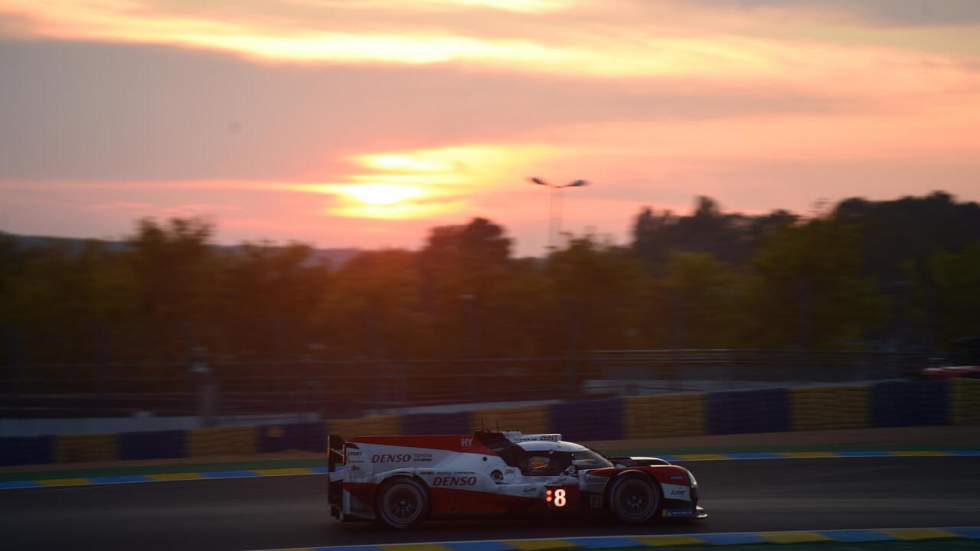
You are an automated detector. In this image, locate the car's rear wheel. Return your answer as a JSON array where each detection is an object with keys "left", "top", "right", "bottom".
[
  {"left": 609, "top": 474, "right": 661, "bottom": 523},
  {"left": 376, "top": 477, "right": 428, "bottom": 529}
]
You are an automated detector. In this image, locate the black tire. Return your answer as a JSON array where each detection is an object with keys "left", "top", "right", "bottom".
[
  {"left": 376, "top": 477, "right": 429, "bottom": 529},
  {"left": 608, "top": 474, "right": 661, "bottom": 524}
]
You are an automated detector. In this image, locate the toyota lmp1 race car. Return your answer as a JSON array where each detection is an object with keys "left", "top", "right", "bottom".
[{"left": 326, "top": 431, "right": 706, "bottom": 529}]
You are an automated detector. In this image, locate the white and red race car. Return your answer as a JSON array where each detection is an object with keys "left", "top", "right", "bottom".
[{"left": 327, "top": 431, "right": 706, "bottom": 529}]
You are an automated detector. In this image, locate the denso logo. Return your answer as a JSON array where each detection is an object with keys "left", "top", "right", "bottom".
[
  {"left": 371, "top": 454, "right": 411, "bottom": 463},
  {"left": 432, "top": 476, "right": 477, "bottom": 486}
]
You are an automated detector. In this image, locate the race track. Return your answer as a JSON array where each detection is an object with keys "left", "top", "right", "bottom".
[{"left": 2, "top": 457, "right": 979, "bottom": 551}]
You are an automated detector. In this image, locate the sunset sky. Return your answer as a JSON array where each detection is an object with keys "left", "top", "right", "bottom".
[{"left": 1, "top": 0, "right": 979, "bottom": 255}]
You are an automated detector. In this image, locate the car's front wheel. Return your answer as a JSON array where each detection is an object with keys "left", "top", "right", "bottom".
[
  {"left": 376, "top": 477, "right": 429, "bottom": 529},
  {"left": 608, "top": 474, "right": 661, "bottom": 523}
]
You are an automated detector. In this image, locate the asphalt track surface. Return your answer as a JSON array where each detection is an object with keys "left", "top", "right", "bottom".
[{"left": 2, "top": 457, "right": 979, "bottom": 551}]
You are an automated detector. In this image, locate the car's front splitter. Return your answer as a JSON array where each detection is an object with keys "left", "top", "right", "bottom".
[{"left": 662, "top": 504, "right": 708, "bottom": 520}]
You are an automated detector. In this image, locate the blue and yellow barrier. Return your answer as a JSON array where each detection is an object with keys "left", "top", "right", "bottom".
[
  {"left": 258, "top": 422, "right": 328, "bottom": 453},
  {"left": 188, "top": 426, "right": 256, "bottom": 457},
  {"left": 470, "top": 404, "right": 551, "bottom": 434},
  {"left": 706, "top": 388, "right": 790, "bottom": 435},
  {"left": 550, "top": 397, "right": 624, "bottom": 441},
  {"left": 55, "top": 433, "right": 119, "bottom": 463},
  {"left": 951, "top": 378, "right": 980, "bottom": 425},
  {"left": 2, "top": 378, "right": 979, "bottom": 467},
  {"left": 401, "top": 412, "right": 471, "bottom": 435},
  {"left": 329, "top": 415, "right": 401, "bottom": 438},
  {"left": 871, "top": 380, "right": 949, "bottom": 427},
  {"left": 119, "top": 430, "right": 186, "bottom": 460},
  {"left": 0, "top": 436, "right": 53, "bottom": 466},
  {"left": 624, "top": 393, "right": 704, "bottom": 439},
  {"left": 790, "top": 385, "right": 869, "bottom": 431}
]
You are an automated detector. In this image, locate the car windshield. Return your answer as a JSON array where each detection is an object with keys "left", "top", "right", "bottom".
[
  {"left": 520, "top": 451, "right": 573, "bottom": 476},
  {"left": 572, "top": 449, "right": 613, "bottom": 469}
]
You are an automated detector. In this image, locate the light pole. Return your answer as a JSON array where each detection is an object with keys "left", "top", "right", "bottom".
[{"left": 528, "top": 177, "right": 589, "bottom": 251}]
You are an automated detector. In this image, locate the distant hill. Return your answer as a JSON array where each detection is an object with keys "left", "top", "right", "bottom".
[{"left": 6, "top": 233, "right": 362, "bottom": 269}]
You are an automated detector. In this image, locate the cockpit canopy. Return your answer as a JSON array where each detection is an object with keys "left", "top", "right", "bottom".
[{"left": 475, "top": 431, "right": 613, "bottom": 475}]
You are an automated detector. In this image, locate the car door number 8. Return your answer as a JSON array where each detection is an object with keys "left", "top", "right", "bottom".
[{"left": 546, "top": 488, "right": 566, "bottom": 507}]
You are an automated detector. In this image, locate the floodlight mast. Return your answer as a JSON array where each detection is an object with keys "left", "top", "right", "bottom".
[{"left": 528, "top": 177, "right": 590, "bottom": 252}]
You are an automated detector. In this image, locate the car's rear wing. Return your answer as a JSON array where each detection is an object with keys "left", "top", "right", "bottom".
[
  {"left": 327, "top": 434, "right": 345, "bottom": 514},
  {"left": 327, "top": 434, "right": 346, "bottom": 473}
]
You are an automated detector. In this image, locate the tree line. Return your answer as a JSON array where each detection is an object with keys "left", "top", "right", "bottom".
[{"left": 1, "top": 191, "right": 979, "bottom": 365}]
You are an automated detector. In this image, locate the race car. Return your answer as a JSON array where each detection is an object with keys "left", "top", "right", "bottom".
[{"left": 326, "top": 430, "right": 706, "bottom": 529}]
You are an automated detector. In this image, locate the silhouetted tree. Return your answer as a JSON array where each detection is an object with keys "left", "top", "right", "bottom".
[
  {"left": 419, "top": 218, "right": 512, "bottom": 358},
  {"left": 928, "top": 244, "right": 980, "bottom": 346},
  {"left": 546, "top": 236, "right": 647, "bottom": 354},
  {"left": 662, "top": 252, "right": 749, "bottom": 347},
  {"left": 749, "top": 219, "right": 887, "bottom": 348}
]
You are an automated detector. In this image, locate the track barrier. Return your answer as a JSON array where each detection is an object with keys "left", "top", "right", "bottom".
[
  {"left": 706, "top": 388, "right": 790, "bottom": 435},
  {"left": 790, "top": 385, "right": 869, "bottom": 431},
  {"left": 624, "top": 393, "right": 705, "bottom": 439},
  {"left": 119, "top": 430, "right": 186, "bottom": 460},
  {"left": 951, "top": 378, "right": 980, "bottom": 425},
  {"left": 871, "top": 380, "right": 949, "bottom": 427},
  {"left": 54, "top": 433, "right": 118, "bottom": 463},
  {"left": 470, "top": 404, "right": 551, "bottom": 434},
  {"left": 329, "top": 415, "right": 400, "bottom": 438},
  {"left": 550, "top": 397, "right": 625, "bottom": 441},
  {"left": 1, "top": 379, "right": 978, "bottom": 466},
  {"left": 188, "top": 426, "right": 257, "bottom": 457},
  {"left": 0, "top": 436, "right": 52, "bottom": 466},
  {"left": 400, "top": 412, "right": 471, "bottom": 435},
  {"left": 258, "top": 422, "right": 327, "bottom": 453}
]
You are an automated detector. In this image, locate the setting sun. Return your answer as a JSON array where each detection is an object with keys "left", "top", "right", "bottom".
[
  {"left": 337, "top": 184, "right": 424, "bottom": 207},
  {"left": 3, "top": 0, "right": 979, "bottom": 252},
  {"left": 284, "top": 143, "right": 563, "bottom": 221}
]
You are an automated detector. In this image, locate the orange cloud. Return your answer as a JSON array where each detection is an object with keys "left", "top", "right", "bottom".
[
  {"left": 3, "top": 0, "right": 980, "bottom": 253},
  {"left": 8, "top": 0, "right": 978, "bottom": 85}
]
